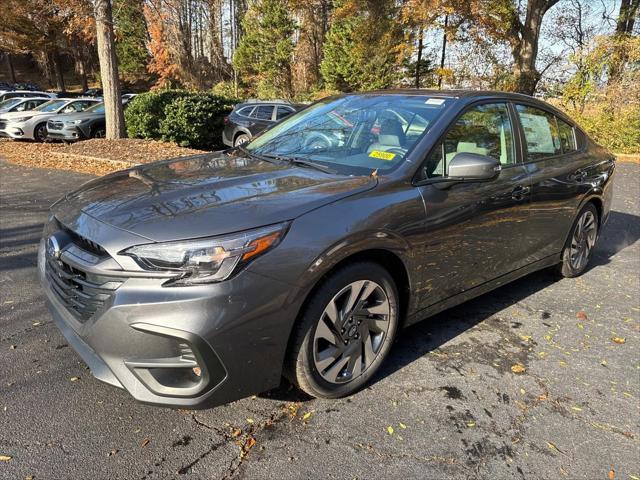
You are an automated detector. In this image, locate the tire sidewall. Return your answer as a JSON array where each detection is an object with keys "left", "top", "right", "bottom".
[
  {"left": 34, "top": 123, "right": 47, "bottom": 142},
  {"left": 234, "top": 134, "right": 249, "bottom": 147},
  {"left": 292, "top": 262, "right": 399, "bottom": 398}
]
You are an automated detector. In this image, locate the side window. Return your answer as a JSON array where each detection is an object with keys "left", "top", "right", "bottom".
[
  {"left": 421, "top": 102, "right": 514, "bottom": 179},
  {"left": 252, "top": 105, "right": 274, "bottom": 120},
  {"left": 557, "top": 118, "right": 577, "bottom": 153},
  {"left": 236, "top": 106, "right": 254, "bottom": 117},
  {"left": 276, "top": 106, "right": 294, "bottom": 120},
  {"left": 15, "top": 102, "right": 27, "bottom": 111},
  {"left": 516, "top": 104, "right": 562, "bottom": 160},
  {"left": 61, "top": 104, "right": 76, "bottom": 113}
]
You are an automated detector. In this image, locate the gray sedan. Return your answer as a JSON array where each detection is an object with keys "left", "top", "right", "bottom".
[{"left": 39, "top": 90, "right": 614, "bottom": 408}]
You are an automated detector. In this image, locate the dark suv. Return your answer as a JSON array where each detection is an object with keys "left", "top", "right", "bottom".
[
  {"left": 40, "top": 90, "right": 614, "bottom": 408},
  {"left": 222, "top": 100, "right": 303, "bottom": 147}
]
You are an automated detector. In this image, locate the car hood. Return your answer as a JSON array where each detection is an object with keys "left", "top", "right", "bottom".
[
  {"left": 52, "top": 152, "right": 376, "bottom": 242},
  {"left": 0, "top": 110, "right": 58, "bottom": 121}
]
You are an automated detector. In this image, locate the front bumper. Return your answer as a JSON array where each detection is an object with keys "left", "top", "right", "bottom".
[
  {"left": 0, "top": 123, "right": 27, "bottom": 139},
  {"left": 38, "top": 238, "right": 303, "bottom": 408},
  {"left": 46, "top": 127, "right": 85, "bottom": 141}
]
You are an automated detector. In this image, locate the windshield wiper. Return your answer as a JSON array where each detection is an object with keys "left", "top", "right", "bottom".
[
  {"left": 237, "top": 145, "right": 280, "bottom": 165},
  {"left": 262, "top": 154, "right": 338, "bottom": 174}
]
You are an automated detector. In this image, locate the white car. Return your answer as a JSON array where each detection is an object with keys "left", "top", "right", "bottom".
[
  {"left": 0, "top": 90, "right": 57, "bottom": 102},
  {"left": 0, "top": 98, "right": 101, "bottom": 141},
  {"left": 0, "top": 97, "right": 50, "bottom": 113}
]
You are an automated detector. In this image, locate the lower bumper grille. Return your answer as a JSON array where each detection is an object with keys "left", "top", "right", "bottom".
[
  {"left": 48, "top": 120, "right": 64, "bottom": 130},
  {"left": 45, "top": 256, "right": 124, "bottom": 322}
]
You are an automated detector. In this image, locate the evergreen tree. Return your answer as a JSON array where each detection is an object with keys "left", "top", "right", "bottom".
[
  {"left": 113, "top": 0, "right": 149, "bottom": 82},
  {"left": 233, "top": 0, "right": 296, "bottom": 98},
  {"left": 320, "top": 0, "right": 404, "bottom": 92}
]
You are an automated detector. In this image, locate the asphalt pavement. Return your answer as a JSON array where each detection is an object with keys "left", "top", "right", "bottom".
[{"left": 1, "top": 159, "right": 638, "bottom": 479}]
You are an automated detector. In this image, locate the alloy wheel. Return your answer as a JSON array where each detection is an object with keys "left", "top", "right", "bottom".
[
  {"left": 569, "top": 210, "right": 597, "bottom": 271},
  {"left": 313, "top": 280, "right": 391, "bottom": 384}
]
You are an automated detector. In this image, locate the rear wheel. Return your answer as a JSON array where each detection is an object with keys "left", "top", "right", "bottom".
[
  {"left": 286, "top": 262, "right": 399, "bottom": 399},
  {"left": 558, "top": 203, "right": 599, "bottom": 277},
  {"left": 34, "top": 123, "right": 47, "bottom": 142},
  {"left": 234, "top": 134, "right": 249, "bottom": 147}
]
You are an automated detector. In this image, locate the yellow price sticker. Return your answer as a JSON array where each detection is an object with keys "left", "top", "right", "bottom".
[{"left": 369, "top": 150, "right": 396, "bottom": 161}]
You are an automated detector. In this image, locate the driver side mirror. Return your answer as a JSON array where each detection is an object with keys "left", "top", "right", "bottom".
[{"left": 448, "top": 152, "right": 501, "bottom": 181}]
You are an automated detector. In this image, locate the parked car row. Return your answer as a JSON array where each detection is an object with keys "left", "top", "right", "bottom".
[{"left": 0, "top": 94, "right": 137, "bottom": 142}]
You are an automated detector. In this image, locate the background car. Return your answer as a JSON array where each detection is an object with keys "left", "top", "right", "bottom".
[
  {"left": 46, "top": 100, "right": 130, "bottom": 141},
  {"left": 0, "top": 98, "right": 100, "bottom": 141},
  {"left": 0, "top": 97, "right": 49, "bottom": 113},
  {"left": 0, "top": 90, "right": 57, "bottom": 102},
  {"left": 222, "top": 100, "right": 304, "bottom": 147}
]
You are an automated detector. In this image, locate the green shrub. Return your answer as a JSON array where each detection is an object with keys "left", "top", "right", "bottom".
[
  {"left": 160, "top": 94, "right": 236, "bottom": 149},
  {"left": 125, "top": 90, "right": 237, "bottom": 149}
]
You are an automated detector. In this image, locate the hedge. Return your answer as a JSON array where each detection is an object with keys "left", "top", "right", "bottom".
[{"left": 125, "top": 90, "right": 238, "bottom": 149}]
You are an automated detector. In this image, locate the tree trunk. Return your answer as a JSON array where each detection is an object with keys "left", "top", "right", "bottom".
[
  {"left": 616, "top": 0, "right": 639, "bottom": 34},
  {"left": 52, "top": 51, "right": 66, "bottom": 91},
  {"left": 510, "top": 0, "right": 559, "bottom": 95},
  {"left": 438, "top": 15, "right": 448, "bottom": 89},
  {"left": 415, "top": 29, "right": 423, "bottom": 89},
  {"left": 94, "top": 0, "right": 125, "bottom": 139},
  {"left": 4, "top": 53, "right": 16, "bottom": 83}
]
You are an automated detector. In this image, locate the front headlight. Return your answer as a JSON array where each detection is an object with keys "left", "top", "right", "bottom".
[
  {"left": 12, "top": 116, "right": 32, "bottom": 123},
  {"left": 64, "top": 119, "right": 87, "bottom": 125},
  {"left": 123, "top": 222, "right": 289, "bottom": 285}
]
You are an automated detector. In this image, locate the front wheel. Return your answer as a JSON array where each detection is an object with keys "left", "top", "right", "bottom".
[
  {"left": 234, "top": 134, "right": 249, "bottom": 147},
  {"left": 558, "top": 203, "right": 599, "bottom": 277},
  {"left": 33, "top": 123, "right": 48, "bottom": 142},
  {"left": 286, "top": 262, "right": 399, "bottom": 399},
  {"left": 91, "top": 127, "right": 106, "bottom": 139}
]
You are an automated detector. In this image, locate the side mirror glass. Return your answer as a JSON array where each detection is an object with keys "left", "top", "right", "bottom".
[{"left": 448, "top": 152, "right": 501, "bottom": 181}]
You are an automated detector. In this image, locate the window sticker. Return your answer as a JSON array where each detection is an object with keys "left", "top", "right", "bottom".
[
  {"left": 369, "top": 150, "right": 396, "bottom": 161},
  {"left": 425, "top": 98, "right": 446, "bottom": 106}
]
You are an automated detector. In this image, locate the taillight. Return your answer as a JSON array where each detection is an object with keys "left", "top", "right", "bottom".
[{"left": 223, "top": 116, "right": 229, "bottom": 125}]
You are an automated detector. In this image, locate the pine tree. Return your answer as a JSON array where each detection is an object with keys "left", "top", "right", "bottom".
[
  {"left": 113, "top": 0, "right": 149, "bottom": 82},
  {"left": 233, "top": 0, "right": 296, "bottom": 98},
  {"left": 320, "top": 0, "right": 405, "bottom": 92}
]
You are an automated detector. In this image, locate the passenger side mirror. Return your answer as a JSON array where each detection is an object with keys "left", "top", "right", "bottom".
[{"left": 448, "top": 153, "right": 501, "bottom": 181}]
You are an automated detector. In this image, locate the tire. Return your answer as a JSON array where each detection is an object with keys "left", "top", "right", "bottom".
[
  {"left": 557, "top": 203, "right": 599, "bottom": 278},
  {"left": 286, "top": 262, "right": 399, "bottom": 399},
  {"left": 91, "top": 127, "right": 106, "bottom": 139},
  {"left": 33, "top": 123, "right": 48, "bottom": 142},
  {"left": 234, "top": 134, "right": 249, "bottom": 147}
]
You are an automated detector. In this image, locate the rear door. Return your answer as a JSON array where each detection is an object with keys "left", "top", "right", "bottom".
[
  {"left": 248, "top": 105, "right": 275, "bottom": 135},
  {"left": 415, "top": 101, "right": 531, "bottom": 307},
  {"left": 513, "top": 103, "right": 596, "bottom": 261}
]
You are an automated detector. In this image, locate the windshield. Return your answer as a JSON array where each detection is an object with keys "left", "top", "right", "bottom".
[
  {"left": 86, "top": 103, "right": 105, "bottom": 113},
  {"left": 35, "top": 100, "right": 67, "bottom": 112},
  {"left": 0, "top": 98, "right": 22, "bottom": 109},
  {"left": 246, "top": 94, "right": 452, "bottom": 175}
]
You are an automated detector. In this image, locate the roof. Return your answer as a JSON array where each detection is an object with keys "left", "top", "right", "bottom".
[{"left": 358, "top": 88, "right": 537, "bottom": 101}]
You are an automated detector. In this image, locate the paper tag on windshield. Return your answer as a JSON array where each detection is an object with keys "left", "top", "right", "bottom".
[
  {"left": 425, "top": 98, "right": 446, "bottom": 106},
  {"left": 369, "top": 150, "right": 396, "bottom": 161}
]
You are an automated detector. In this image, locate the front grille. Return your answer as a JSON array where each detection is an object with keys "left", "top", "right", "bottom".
[
  {"left": 48, "top": 120, "right": 63, "bottom": 130},
  {"left": 62, "top": 227, "right": 108, "bottom": 256},
  {"left": 45, "top": 237, "right": 124, "bottom": 322}
]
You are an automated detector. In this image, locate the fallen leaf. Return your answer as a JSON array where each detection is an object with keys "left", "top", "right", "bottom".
[
  {"left": 511, "top": 363, "right": 526, "bottom": 374},
  {"left": 9, "top": 345, "right": 16, "bottom": 350},
  {"left": 608, "top": 469, "right": 615, "bottom": 480},
  {"left": 576, "top": 312, "right": 588, "bottom": 321},
  {"left": 570, "top": 406, "right": 582, "bottom": 412},
  {"left": 244, "top": 437, "right": 256, "bottom": 451},
  {"left": 0, "top": 455, "right": 12, "bottom": 462},
  {"left": 140, "top": 438, "right": 150, "bottom": 448},
  {"left": 231, "top": 428, "right": 242, "bottom": 437},
  {"left": 612, "top": 337, "right": 626, "bottom": 344},
  {"left": 32, "top": 322, "right": 41, "bottom": 326},
  {"left": 107, "top": 449, "right": 118, "bottom": 457},
  {"left": 399, "top": 423, "right": 407, "bottom": 429},
  {"left": 69, "top": 377, "right": 79, "bottom": 382},
  {"left": 466, "top": 422, "right": 476, "bottom": 427},
  {"left": 387, "top": 426, "right": 394, "bottom": 435},
  {"left": 302, "top": 412, "right": 313, "bottom": 421}
]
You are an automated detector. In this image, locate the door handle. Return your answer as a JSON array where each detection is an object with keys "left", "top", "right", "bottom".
[{"left": 511, "top": 185, "right": 530, "bottom": 200}]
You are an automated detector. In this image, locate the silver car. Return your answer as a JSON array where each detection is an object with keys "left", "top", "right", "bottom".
[
  {"left": 0, "top": 97, "right": 50, "bottom": 113},
  {"left": 0, "top": 98, "right": 100, "bottom": 141}
]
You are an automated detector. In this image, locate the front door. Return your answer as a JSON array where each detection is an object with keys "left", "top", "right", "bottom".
[{"left": 415, "top": 102, "right": 531, "bottom": 309}]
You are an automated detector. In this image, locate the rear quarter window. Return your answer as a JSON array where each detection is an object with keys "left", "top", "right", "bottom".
[{"left": 516, "top": 104, "right": 562, "bottom": 161}]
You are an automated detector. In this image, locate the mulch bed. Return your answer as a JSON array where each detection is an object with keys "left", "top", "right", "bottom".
[{"left": 0, "top": 138, "right": 205, "bottom": 176}]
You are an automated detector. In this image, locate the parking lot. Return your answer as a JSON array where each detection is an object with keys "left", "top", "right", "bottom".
[{"left": 0, "top": 158, "right": 638, "bottom": 479}]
